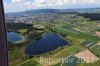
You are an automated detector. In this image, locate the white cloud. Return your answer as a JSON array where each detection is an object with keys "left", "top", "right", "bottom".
[
  {"left": 32, "top": 0, "right": 68, "bottom": 7},
  {"left": 73, "top": 0, "right": 96, "bottom": 4},
  {"left": 32, "top": 0, "right": 46, "bottom": 7},
  {"left": 12, "top": 0, "right": 25, "bottom": 3},
  {"left": 4, "top": 3, "right": 7, "bottom": 6},
  {"left": 4, "top": 0, "right": 32, "bottom": 13},
  {"left": 4, "top": 0, "right": 100, "bottom": 13},
  {"left": 31, "top": 0, "right": 98, "bottom": 7}
]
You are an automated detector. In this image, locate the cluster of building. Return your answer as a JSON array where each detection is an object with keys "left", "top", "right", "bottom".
[{"left": 5, "top": 14, "right": 75, "bottom": 24}]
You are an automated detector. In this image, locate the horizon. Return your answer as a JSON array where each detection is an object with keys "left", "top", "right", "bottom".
[
  {"left": 5, "top": 7, "right": 100, "bottom": 14},
  {"left": 3, "top": 0, "right": 100, "bottom": 13}
]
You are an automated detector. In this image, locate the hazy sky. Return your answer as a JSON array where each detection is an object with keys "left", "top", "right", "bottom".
[{"left": 3, "top": 0, "right": 100, "bottom": 13}]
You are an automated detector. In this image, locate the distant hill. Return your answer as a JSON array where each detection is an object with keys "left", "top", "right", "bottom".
[
  {"left": 6, "top": 9, "right": 60, "bottom": 16},
  {"left": 6, "top": 8, "right": 100, "bottom": 16}
]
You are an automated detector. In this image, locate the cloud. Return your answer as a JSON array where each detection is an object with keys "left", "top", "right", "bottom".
[
  {"left": 4, "top": 0, "right": 100, "bottom": 13},
  {"left": 4, "top": 3, "right": 7, "bottom": 6},
  {"left": 32, "top": 0, "right": 97, "bottom": 7},
  {"left": 12, "top": 0, "right": 25, "bottom": 3},
  {"left": 4, "top": 0, "right": 32, "bottom": 13},
  {"left": 32, "top": 0, "right": 68, "bottom": 7},
  {"left": 73, "top": 0, "right": 96, "bottom": 4}
]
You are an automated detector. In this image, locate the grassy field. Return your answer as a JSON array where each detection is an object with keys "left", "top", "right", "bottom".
[
  {"left": 90, "top": 45, "right": 100, "bottom": 58},
  {"left": 52, "top": 56, "right": 83, "bottom": 66},
  {"left": 52, "top": 63, "right": 62, "bottom": 66},
  {"left": 54, "top": 27, "right": 100, "bottom": 41},
  {"left": 18, "top": 29, "right": 28, "bottom": 33},
  {"left": 9, "top": 47, "right": 26, "bottom": 66},
  {"left": 9, "top": 21, "right": 100, "bottom": 66},
  {"left": 78, "top": 44, "right": 100, "bottom": 66},
  {"left": 17, "top": 36, "right": 86, "bottom": 66},
  {"left": 18, "top": 59, "right": 42, "bottom": 66},
  {"left": 78, "top": 60, "right": 100, "bottom": 66},
  {"left": 81, "top": 41, "right": 97, "bottom": 48}
]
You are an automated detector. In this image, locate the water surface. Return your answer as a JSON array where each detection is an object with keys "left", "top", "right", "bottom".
[
  {"left": 7, "top": 32, "right": 25, "bottom": 43},
  {"left": 25, "top": 33, "right": 69, "bottom": 55}
]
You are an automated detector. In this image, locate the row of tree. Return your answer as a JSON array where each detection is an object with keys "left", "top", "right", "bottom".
[{"left": 6, "top": 23, "right": 33, "bottom": 29}]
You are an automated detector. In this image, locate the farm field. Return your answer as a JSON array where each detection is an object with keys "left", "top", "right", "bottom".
[
  {"left": 9, "top": 21, "right": 100, "bottom": 66},
  {"left": 74, "top": 49, "right": 99, "bottom": 63},
  {"left": 15, "top": 20, "right": 100, "bottom": 66},
  {"left": 78, "top": 60, "right": 100, "bottom": 66},
  {"left": 6, "top": 11, "right": 100, "bottom": 66},
  {"left": 90, "top": 45, "right": 100, "bottom": 58}
]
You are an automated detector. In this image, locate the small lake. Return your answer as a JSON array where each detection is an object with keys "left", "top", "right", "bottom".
[
  {"left": 7, "top": 32, "right": 25, "bottom": 43},
  {"left": 25, "top": 33, "right": 69, "bottom": 55}
]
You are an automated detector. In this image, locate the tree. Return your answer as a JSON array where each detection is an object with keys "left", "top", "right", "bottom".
[
  {"left": 29, "top": 56, "right": 33, "bottom": 59},
  {"left": 49, "top": 52, "right": 52, "bottom": 54},
  {"left": 61, "top": 46, "right": 64, "bottom": 49},
  {"left": 69, "top": 44, "right": 72, "bottom": 46}
]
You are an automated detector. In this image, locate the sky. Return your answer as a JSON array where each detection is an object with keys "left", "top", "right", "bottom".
[{"left": 3, "top": 0, "right": 100, "bottom": 13}]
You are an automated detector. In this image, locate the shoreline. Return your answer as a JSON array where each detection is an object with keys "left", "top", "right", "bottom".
[{"left": 8, "top": 32, "right": 26, "bottom": 44}]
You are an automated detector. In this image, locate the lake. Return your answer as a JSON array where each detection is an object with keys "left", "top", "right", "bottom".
[
  {"left": 25, "top": 33, "right": 69, "bottom": 55},
  {"left": 7, "top": 32, "right": 25, "bottom": 43}
]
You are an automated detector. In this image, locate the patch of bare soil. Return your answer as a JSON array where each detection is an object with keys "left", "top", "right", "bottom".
[
  {"left": 74, "top": 49, "right": 99, "bottom": 63},
  {"left": 96, "top": 24, "right": 100, "bottom": 27},
  {"left": 97, "top": 42, "right": 100, "bottom": 45},
  {"left": 95, "top": 31, "right": 100, "bottom": 37}
]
